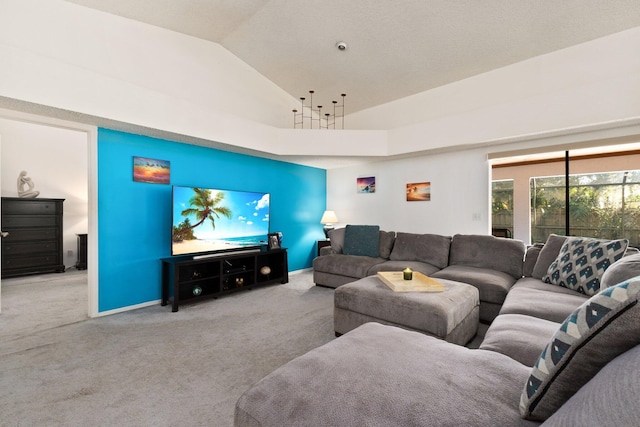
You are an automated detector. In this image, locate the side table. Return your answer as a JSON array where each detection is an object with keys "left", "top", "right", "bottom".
[{"left": 76, "top": 233, "right": 88, "bottom": 270}]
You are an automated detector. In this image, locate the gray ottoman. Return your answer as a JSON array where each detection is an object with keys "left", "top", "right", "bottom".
[{"left": 334, "top": 275, "right": 479, "bottom": 345}]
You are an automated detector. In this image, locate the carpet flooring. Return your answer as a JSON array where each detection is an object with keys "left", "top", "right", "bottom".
[{"left": 0, "top": 269, "right": 335, "bottom": 427}]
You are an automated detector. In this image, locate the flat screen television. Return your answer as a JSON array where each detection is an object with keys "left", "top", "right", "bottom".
[{"left": 172, "top": 186, "right": 270, "bottom": 256}]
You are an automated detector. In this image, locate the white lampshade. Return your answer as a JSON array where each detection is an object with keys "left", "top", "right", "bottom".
[{"left": 320, "top": 210, "right": 339, "bottom": 225}]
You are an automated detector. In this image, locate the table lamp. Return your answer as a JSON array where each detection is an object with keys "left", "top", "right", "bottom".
[{"left": 320, "top": 210, "right": 339, "bottom": 239}]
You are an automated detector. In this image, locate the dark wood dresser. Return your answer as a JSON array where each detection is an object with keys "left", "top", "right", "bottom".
[{"left": 1, "top": 197, "right": 65, "bottom": 278}]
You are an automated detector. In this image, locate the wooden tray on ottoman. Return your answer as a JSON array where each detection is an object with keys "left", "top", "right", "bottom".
[{"left": 377, "top": 271, "right": 446, "bottom": 292}]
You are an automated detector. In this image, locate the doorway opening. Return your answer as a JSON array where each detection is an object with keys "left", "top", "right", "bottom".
[{"left": 0, "top": 110, "right": 97, "bottom": 319}]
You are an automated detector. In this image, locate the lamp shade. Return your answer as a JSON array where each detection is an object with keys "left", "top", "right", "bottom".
[{"left": 320, "top": 210, "right": 339, "bottom": 225}]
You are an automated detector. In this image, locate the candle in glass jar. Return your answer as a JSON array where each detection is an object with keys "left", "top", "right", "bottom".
[{"left": 403, "top": 268, "right": 413, "bottom": 280}]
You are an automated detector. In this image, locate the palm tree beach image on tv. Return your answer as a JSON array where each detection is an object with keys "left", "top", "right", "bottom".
[{"left": 172, "top": 186, "right": 270, "bottom": 256}]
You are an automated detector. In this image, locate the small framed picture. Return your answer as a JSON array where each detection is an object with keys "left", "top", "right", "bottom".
[
  {"left": 406, "top": 182, "right": 431, "bottom": 201},
  {"left": 133, "top": 156, "right": 170, "bottom": 184},
  {"left": 267, "top": 233, "right": 281, "bottom": 250},
  {"left": 357, "top": 176, "right": 375, "bottom": 193}
]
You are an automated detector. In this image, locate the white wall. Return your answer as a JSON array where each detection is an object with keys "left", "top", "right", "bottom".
[
  {"left": 334, "top": 36, "right": 640, "bottom": 240},
  {"left": 0, "top": 0, "right": 297, "bottom": 153},
  {"left": 328, "top": 134, "right": 640, "bottom": 242},
  {"left": 327, "top": 148, "right": 491, "bottom": 236},
  {"left": 1, "top": 1, "right": 638, "bottom": 160},
  {"left": 0, "top": 118, "right": 88, "bottom": 268},
  {"left": 0, "top": 0, "right": 639, "bottom": 250}
]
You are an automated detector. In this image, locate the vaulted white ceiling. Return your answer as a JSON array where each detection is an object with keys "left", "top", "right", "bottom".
[{"left": 65, "top": 0, "right": 640, "bottom": 115}]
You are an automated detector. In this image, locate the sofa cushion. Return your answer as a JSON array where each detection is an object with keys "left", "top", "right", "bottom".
[
  {"left": 499, "top": 278, "right": 588, "bottom": 323},
  {"left": 235, "top": 323, "right": 536, "bottom": 427},
  {"left": 343, "top": 225, "right": 380, "bottom": 257},
  {"left": 542, "top": 343, "right": 640, "bottom": 426},
  {"left": 312, "top": 253, "right": 386, "bottom": 279},
  {"left": 389, "top": 232, "right": 451, "bottom": 269},
  {"left": 520, "top": 276, "right": 640, "bottom": 421},
  {"left": 378, "top": 230, "right": 396, "bottom": 258},
  {"left": 531, "top": 234, "right": 567, "bottom": 279},
  {"left": 328, "top": 227, "right": 345, "bottom": 253},
  {"left": 523, "top": 244, "right": 543, "bottom": 277},
  {"left": 432, "top": 265, "right": 517, "bottom": 305},
  {"left": 542, "top": 236, "right": 628, "bottom": 296},
  {"left": 480, "top": 314, "right": 560, "bottom": 367},
  {"left": 448, "top": 234, "right": 525, "bottom": 279},
  {"left": 600, "top": 253, "right": 640, "bottom": 289},
  {"left": 625, "top": 246, "right": 640, "bottom": 256}
]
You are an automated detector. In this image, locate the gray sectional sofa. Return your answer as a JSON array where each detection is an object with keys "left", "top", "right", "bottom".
[
  {"left": 313, "top": 227, "right": 527, "bottom": 322},
  {"left": 235, "top": 230, "right": 640, "bottom": 426}
]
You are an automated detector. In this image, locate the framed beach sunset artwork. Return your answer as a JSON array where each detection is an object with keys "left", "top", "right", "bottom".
[
  {"left": 133, "top": 156, "right": 170, "bottom": 184},
  {"left": 406, "top": 182, "right": 431, "bottom": 201},
  {"left": 357, "top": 176, "right": 376, "bottom": 193}
]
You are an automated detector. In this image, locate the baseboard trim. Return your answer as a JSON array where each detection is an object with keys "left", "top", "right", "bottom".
[
  {"left": 289, "top": 267, "right": 312, "bottom": 276},
  {"left": 95, "top": 299, "right": 160, "bottom": 317}
]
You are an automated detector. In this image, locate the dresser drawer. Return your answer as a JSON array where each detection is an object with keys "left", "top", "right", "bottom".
[
  {"left": 2, "top": 254, "right": 62, "bottom": 270},
  {"left": 2, "top": 241, "right": 59, "bottom": 256},
  {"left": 2, "top": 215, "right": 60, "bottom": 228},
  {"left": 1, "top": 199, "right": 63, "bottom": 215},
  {"left": 1, "top": 227, "right": 59, "bottom": 242}
]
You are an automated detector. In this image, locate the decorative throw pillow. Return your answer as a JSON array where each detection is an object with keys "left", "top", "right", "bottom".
[
  {"left": 343, "top": 225, "right": 380, "bottom": 257},
  {"left": 542, "top": 237, "right": 628, "bottom": 295},
  {"left": 519, "top": 276, "right": 640, "bottom": 421}
]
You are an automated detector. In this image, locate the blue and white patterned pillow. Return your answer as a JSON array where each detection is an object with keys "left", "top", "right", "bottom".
[
  {"left": 520, "top": 276, "right": 640, "bottom": 420},
  {"left": 542, "top": 237, "right": 628, "bottom": 295}
]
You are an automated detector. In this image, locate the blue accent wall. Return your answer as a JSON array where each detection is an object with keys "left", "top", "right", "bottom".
[{"left": 98, "top": 128, "right": 326, "bottom": 312}]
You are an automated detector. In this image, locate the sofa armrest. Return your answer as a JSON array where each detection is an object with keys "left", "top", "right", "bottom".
[{"left": 319, "top": 246, "right": 333, "bottom": 256}]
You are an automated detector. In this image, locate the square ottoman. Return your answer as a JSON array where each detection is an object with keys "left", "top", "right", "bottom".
[{"left": 334, "top": 275, "right": 479, "bottom": 345}]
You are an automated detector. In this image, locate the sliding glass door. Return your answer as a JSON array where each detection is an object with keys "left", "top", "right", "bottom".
[
  {"left": 530, "top": 170, "right": 640, "bottom": 247},
  {"left": 491, "top": 147, "right": 640, "bottom": 247},
  {"left": 491, "top": 180, "right": 514, "bottom": 238}
]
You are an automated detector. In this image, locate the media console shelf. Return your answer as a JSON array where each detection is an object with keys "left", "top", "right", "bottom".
[{"left": 161, "top": 247, "right": 288, "bottom": 312}]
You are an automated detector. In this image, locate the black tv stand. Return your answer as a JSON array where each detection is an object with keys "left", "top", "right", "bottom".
[{"left": 161, "top": 247, "right": 288, "bottom": 312}]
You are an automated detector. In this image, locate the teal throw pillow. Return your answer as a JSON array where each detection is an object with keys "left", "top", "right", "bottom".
[
  {"left": 542, "top": 236, "right": 628, "bottom": 296},
  {"left": 520, "top": 276, "right": 640, "bottom": 420},
  {"left": 343, "top": 225, "right": 380, "bottom": 257}
]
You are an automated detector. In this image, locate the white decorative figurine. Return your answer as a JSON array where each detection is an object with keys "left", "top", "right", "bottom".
[{"left": 17, "top": 171, "right": 40, "bottom": 198}]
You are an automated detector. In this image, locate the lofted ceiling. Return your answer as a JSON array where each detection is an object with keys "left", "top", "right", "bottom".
[{"left": 64, "top": 0, "right": 640, "bottom": 116}]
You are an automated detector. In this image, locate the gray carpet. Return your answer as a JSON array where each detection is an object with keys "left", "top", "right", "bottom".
[
  {"left": 1, "top": 269, "right": 89, "bottom": 342},
  {"left": 0, "top": 269, "right": 335, "bottom": 427}
]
